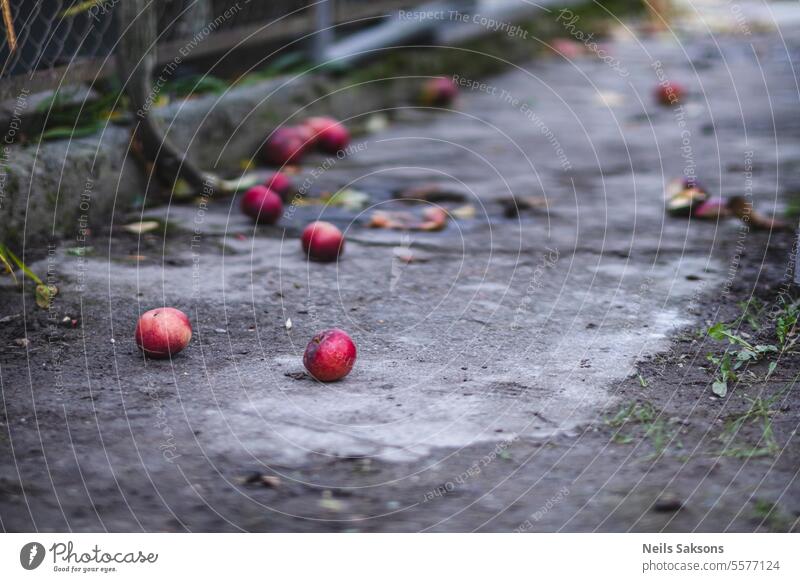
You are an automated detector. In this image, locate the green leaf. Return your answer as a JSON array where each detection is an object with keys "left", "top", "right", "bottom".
[
  {"left": 0, "top": 246, "right": 17, "bottom": 283},
  {"left": 3, "top": 247, "right": 43, "bottom": 285},
  {"left": 60, "top": 1, "right": 105, "bottom": 18},
  {"left": 707, "top": 322, "right": 728, "bottom": 341},
  {"left": 712, "top": 380, "right": 728, "bottom": 398},
  {"left": 66, "top": 246, "right": 94, "bottom": 256},
  {"left": 766, "top": 361, "right": 777, "bottom": 379}
]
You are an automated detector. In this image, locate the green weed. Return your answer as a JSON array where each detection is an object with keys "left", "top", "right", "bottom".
[{"left": 607, "top": 402, "right": 671, "bottom": 455}]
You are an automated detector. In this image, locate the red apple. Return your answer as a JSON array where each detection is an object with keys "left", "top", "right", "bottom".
[
  {"left": 241, "top": 185, "right": 283, "bottom": 224},
  {"left": 264, "top": 171, "right": 292, "bottom": 198},
  {"left": 135, "top": 307, "right": 192, "bottom": 359},
  {"left": 264, "top": 127, "right": 306, "bottom": 166},
  {"left": 303, "top": 328, "right": 357, "bottom": 382},
  {"left": 293, "top": 123, "right": 317, "bottom": 148},
  {"left": 693, "top": 197, "right": 729, "bottom": 219},
  {"left": 550, "top": 38, "right": 585, "bottom": 60},
  {"left": 301, "top": 220, "right": 344, "bottom": 262},
  {"left": 304, "top": 116, "right": 350, "bottom": 154},
  {"left": 420, "top": 206, "right": 448, "bottom": 230},
  {"left": 655, "top": 81, "right": 685, "bottom": 106},
  {"left": 419, "top": 77, "right": 458, "bottom": 107}
]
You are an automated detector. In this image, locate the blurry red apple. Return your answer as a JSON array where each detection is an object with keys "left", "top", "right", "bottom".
[
  {"left": 264, "top": 171, "right": 292, "bottom": 198},
  {"left": 550, "top": 38, "right": 585, "bottom": 60},
  {"left": 301, "top": 220, "right": 344, "bottom": 262},
  {"left": 419, "top": 77, "right": 458, "bottom": 107},
  {"left": 304, "top": 116, "right": 350, "bottom": 153},
  {"left": 293, "top": 123, "right": 317, "bottom": 148},
  {"left": 693, "top": 197, "right": 729, "bottom": 219},
  {"left": 135, "top": 307, "right": 192, "bottom": 359},
  {"left": 303, "top": 328, "right": 356, "bottom": 382},
  {"left": 655, "top": 81, "right": 685, "bottom": 106},
  {"left": 241, "top": 185, "right": 283, "bottom": 224},
  {"left": 421, "top": 206, "right": 448, "bottom": 229},
  {"left": 264, "top": 127, "right": 306, "bottom": 166}
]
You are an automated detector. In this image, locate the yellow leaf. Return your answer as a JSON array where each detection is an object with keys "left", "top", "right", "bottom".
[{"left": 123, "top": 220, "right": 161, "bottom": 234}]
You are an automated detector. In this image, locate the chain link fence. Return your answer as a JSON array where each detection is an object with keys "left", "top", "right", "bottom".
[{"left": 0, "top": 0, "right": 419, "bottom": 100}]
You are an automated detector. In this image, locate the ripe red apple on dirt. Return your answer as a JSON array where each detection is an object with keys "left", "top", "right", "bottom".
[
  {"left": 241, "top": 185, "right": 283, "bottom": 224},
  {"left": 264, "top": 171, "right": 292, "bottom": 198},
  {"left": 419, "top": 77, "right": 458, "bottom": 107},
  {"left": 655, "top": 81, "right": 685, "bottom": 106},
  {"left": 304, "top": 116, "right": 350, "bottom": 153},
  {"left": 135, "top": 307, "right": 192, "bottom": 359},
  {"left": 303, "top": 328, "right": 357, "bottom": 382},
  {"left": 301, "top": 220, "right": 344, "bottom": 262},
  {"left": 263, "top": 127, "right": 306, "bottom": 165}
]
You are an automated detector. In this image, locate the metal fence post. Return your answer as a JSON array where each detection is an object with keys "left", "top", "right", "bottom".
[{"left": 313, "top": 0, "right": 334, "bottom": 64}]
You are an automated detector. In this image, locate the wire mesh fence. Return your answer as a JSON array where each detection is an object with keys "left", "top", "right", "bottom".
[{"left": 0, "top": 0, "right": 419, "bottom": 100}]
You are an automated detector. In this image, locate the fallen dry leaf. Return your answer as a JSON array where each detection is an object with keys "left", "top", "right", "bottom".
[
  {"left": 595, "top": 90, "right": 625, "bottom": 107},
  {"left": 451, "top": 204, "right": 476, "bottom": 219},
  {"left": 727, "top": 196, "right": 789, "bottom": 231},
  {"left": 397, "top": 184, "right": 467, "bottom": 203},
  {"left": 368, "top": 208, "right": 448, "bottom": 231},
  {"left": 499, "top": 195, "right": 548, "bottom": 218},
  {"left": 123, "top": 220, "right": 161, "bottom": 235}
]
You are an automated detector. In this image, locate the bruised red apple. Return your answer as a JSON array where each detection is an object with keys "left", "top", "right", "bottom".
[
  {"left": 420, "top": 206, "right": 448, "bottom": 231},
  {"left": 303, "top": 328, "right": 356, "bottom": 382},
  {"left": 264, "top": 171, "right": 292, "bottom": 198},
  {"left": 304, "top": 116, "right": 350, "bottom": 153},
  {"left": 263, "top": 127, "right": 306, "bottom": 166},
  {"left": 293, "top": 123, "right": 317, "bottom": 148},
  {"left": 655, "top": 81, "right": 685, "bottom": 106},
  {"left": 693, "top": 197, "right": 729, "bottom": 219},
  {"left": 241, "top": 185, "right": 283, "bottom": 224},
  {"left": 301, "top": 220, "right": 344, "bottom": 262},
  {"left": 419, "top": 77, "right": 458, "bottom": 107},
  {"left": 135, "top": 307, "right": 192, "bottom": 359}
]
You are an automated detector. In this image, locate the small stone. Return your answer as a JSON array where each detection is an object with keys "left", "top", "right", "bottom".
[
  {"left": 284, "top": 371, "right": 308, "bottom": 380},
  {"left": 653, "top": 495, "right": 683, "bottom": 512},
  {"left": 259, "top": 475, "right": 281, "bottom": 488}
]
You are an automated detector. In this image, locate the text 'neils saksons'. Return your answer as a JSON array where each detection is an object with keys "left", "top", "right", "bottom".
[{"left": 643, "top": 543, "right": 724, "bottom": 554}]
